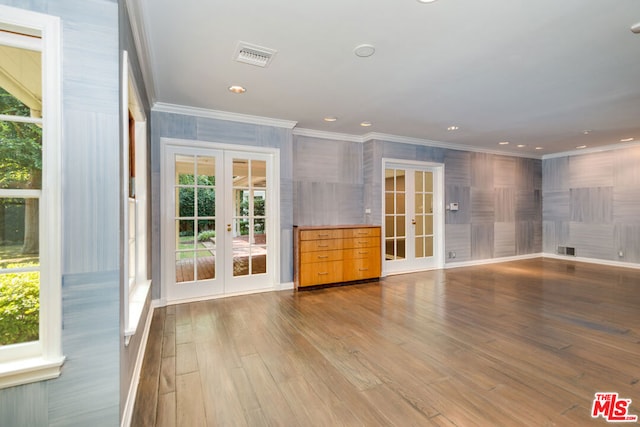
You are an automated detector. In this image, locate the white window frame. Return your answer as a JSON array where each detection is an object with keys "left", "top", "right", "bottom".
[
  {"left": 122, "top": 51, "right": 150, "bottom": 343},
  {"left": 0, "top": 5, "right": 64, "bottom": 389}
]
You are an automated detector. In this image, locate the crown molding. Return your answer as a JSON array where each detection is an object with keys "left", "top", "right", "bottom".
[
  {"left": 124, "top": 0, "right": 157, "bottom": 104},
  {"left": 542, "top": 140, "right": 640, "bottom": 160},
  {"left": 153, "top": 102, "right": 298, "bottom": 129},
  {"left": 292, "top": 127, "right": 364, "bottom": 143}
]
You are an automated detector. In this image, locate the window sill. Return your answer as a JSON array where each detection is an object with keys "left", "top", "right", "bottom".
[
  {"left": 0, "top": 355, "right": 65, "bottom": 389},
  {"left": 124, "top": 279, "right": 151, "bottom": 345}
]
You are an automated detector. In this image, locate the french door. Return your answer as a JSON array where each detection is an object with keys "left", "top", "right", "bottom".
[
  {"left": 162, "top": 143, "right": 277, "bottom": 303},
  {"left": 383, "top": 161, "right": 444, "bottom": 274}
]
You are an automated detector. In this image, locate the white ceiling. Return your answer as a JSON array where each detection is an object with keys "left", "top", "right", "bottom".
[{"left": 132, "top": 0, "right": 640, "bottom": 157}]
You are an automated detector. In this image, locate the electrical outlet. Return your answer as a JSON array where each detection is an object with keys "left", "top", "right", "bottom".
[{"left": 448, "top": 251, "right": 456, "bottom": 259}]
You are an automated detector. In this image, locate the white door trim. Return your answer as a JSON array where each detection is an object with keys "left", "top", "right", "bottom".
[
  {"left": 160, "top": 137, "right": 281, "bottom": 304},
  {"left": 381, "top": 158, "right": 445, "bottom": 276}
]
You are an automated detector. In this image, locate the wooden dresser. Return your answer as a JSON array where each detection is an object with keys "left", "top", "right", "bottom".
[{"left": 294, "top": 225, "right": 381, "bottom": 289}]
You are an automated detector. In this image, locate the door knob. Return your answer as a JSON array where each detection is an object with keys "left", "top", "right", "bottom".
[
  {"left": 411, "top": 218, "right": 416, "bottom": 225},
  {"left": 227, "top": 224, "right": 232, "bottom": 232}
]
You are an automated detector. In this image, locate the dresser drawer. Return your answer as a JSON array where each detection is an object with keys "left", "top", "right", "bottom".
[
  {"left": 300, "top": 239, "right": 343, "bottom": 252},
  {"left": 299, "top": 229, "right": 344, "bottom": 241},
  {"left": 343, "top": 257, "right": 381, "bottom": 282},
  {"left": 299, "top": 261, "right": 343, "bottom": 287},
  {"left": 343, "top": 227, "right": 380, "bottom": 239},
  {"left": 343, "top": 237, "right": 378, "bottom": 249},
  {"left": 345, "top": 246, "right": 380, "bottom": 260},
  {"left": 301, "top": 249, "right": 343, "bottom": 264}
]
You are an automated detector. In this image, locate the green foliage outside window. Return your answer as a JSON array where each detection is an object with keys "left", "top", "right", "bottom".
[{"left": 0, "top": 264, "right": 39, "bottom": 346}]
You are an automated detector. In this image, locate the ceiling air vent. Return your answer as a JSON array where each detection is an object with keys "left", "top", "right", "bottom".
[{"left": 233, "top": 41, "right": 277, "bottom": 68}]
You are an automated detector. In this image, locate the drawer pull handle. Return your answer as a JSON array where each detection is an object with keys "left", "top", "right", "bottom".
[
  {"left": 359, "top": 268, "right": 369, "bottom": 271},
  {"left": 317, "top": 234, "right": 329, "bottom": 237},
  {"left": 318, "top": 272, "right": 329, "bottom": 275},
  {"left": 317, "top": 255, "right": 329, "bottom": 259},
  {"left": 356, "top": 232, "right": 368, "bottom": 235},
  {"left": 358, "top": 251, "right": 369, "bottom": 255},
  {"left": 358, "top": 241, "right": 367, "bottom": 245},
  {"left": 318, "top": 244, "right": 329, "bottom": 248}
]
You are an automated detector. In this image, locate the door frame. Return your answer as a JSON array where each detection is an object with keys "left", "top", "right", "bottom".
[
  {"left": 381, "top": 158, "right": 445, "bottom": 276},
  {"left": 160, "top": 137, "right": 281, "bottom": 305}
]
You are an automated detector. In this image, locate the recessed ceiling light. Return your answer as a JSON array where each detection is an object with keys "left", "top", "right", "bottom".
[
  {"left": 535, "top": 147, "right": 543, "bottom": 150},
  {"left": 360, "top": 121, "right": 372, "bottom": 127},
  {"left": 417, "top": 0, "right": 438, "bottom": 3},
  {"left": 447, "top": 126, "right": 459, "bottom": 131},
  {"left": 498, "top": 141, "right": 510, "bottom": 145},
  {"left": 354, "top": 44, "right": 376, "bottom": 58},
  {"left": 228, "top": 85, "right": 246, "bottom": 94},
  {"left": 576, "top": 145, "right": 587, "bottom": 149},
  {"left": 620, "top": 137, "right": 634, "bottom": 142},
  {"left": 517, "top": 144, "right": 526, "bottom": 148},
  {"left": 582, "top": 130, "right": 592, "bottom": 135},
  {"left": 324, "top": 116, "right": 338, "bottom": 122}
]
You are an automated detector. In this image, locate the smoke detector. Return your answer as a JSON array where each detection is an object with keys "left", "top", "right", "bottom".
[{"left": 233, "top": 41, "right": 277, "bottom": 68}]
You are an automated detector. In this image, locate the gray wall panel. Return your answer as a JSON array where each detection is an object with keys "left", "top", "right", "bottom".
[
  {"left": 569, "top": 151, "right": 614, "bottom": 188},
  {"left": 543, "top": 156, "right": 569, "bottom": 191},
  {"left": 569, "top": 187, "right": 613, "bottom": 223},
  {"left": 472, "top": 152, "right": 494, "bottom": 188},
  {"left": 494, "top": 222, "right": 516, "bottom": 257},
  {"left": 445, "top": 224, "right": 471, "bottom": 262},
  {"left": 471, "top": 223, "right": 494, "bottom": 260},
  {"left": 614, "top": 146, "right": 640, "bottom": 188},
  {"left": 471, "top": 189, "right": 495, "bottom": 223},
  {"left": 542, "top": 191, "right": 569, "bottom": 222},
  {"left": 568, "top": 222, "right": 615, "bottom": 260},
  {"left": 494, "top": 188, "right": 516, "bottom": 223},
  {"left": 443, "top": 150, "right": 471, "bottom": 186},
  {"left": 615, "top": 224, "right": 640, "bottom": 263},
  {"left": 543, "top": 146, "right": 640, "bottom": 264},
  {"left": 494, "top": 156, "right": 516, "bottom": 188}
]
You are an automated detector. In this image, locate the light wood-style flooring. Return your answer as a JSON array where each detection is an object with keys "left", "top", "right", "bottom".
[{"left": 131, "top": 258, "right": 640, "bottom": 426}]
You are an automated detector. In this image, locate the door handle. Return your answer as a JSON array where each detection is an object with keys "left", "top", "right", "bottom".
[
  {"left": 227, "top": 224, "right": 232, "bottom": 232},
  {"left": 411, "top": 218, "right": 416, "bottom": 225}
]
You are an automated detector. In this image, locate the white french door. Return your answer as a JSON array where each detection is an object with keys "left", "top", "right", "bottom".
[
  {"left": 383, "top": 160, "right": 444, "bottom": 275},
  {"left": 162, "top": 143, "right": 278, "bottom": 303}
]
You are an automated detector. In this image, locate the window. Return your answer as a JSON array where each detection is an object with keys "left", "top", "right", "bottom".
[
  {"left": 122, "top": 51, "right": 150, "bottom": 343},
  {"left": 0, "top": 6, "right": 62, "bottom": 388}
]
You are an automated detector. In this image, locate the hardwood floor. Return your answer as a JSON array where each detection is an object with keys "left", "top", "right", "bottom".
[{"left": 131, "top": 258, "right": 640, "bottom": 426}]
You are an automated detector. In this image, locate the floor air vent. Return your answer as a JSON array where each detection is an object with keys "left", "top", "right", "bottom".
[
  {"left": 234, "top": 42, "right": 277, "bottom": 68},
  {"left": 558, "top": 246, "right": 576, "bottom": 256}
]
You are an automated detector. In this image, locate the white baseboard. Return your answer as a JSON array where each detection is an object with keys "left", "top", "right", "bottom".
[
  {"left": 120, "top": 302, "right": 155, "bottom": 427},
  {"left": 543, "top": 253, "right": 640, "bottom": 269},
  {"left": 276, "top": 281, "right": 294, "bottom": 291},
  {"left": 444, "top": 253, "right": 543, "bottom": 269}
]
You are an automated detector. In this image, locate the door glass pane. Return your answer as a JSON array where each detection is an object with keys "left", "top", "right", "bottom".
[
  {"left": 195, "top": 250, "right": 214, "bottom": 280},
  {"left": 197, "top": 188, "right": 215, "bottom": 217},
  {"left": 415, "top": 171, "right": 423, "bottom": 192},
  {"left": 385, "top": 239, "right": 394, "bottom": 260},
  {"left": 425, "top": 194, "right": 433, "bottom": 213},
  {"left": 176, "top": 251, "right": 194, "bottom": 283},
  {"left": 385, "top": 169, "right": 395, "bottom": 191},
  {"left": 176, "top": 155, "right": 194, "bottom": 184},
  {"left": 396, "top": 216, "right": 405, "bottom": 237},
  {"left": 415, "top": 193, "right": 424, "bottom": 214},
  {"left": 425, "top": 236, "right": 434, "bottom": 257},
  {"left": 396, "top": 170, "right": 405, "bottom": 191},
  {"left": 416, "top": 215, "right": 424, "bottom": 235},
  {"left": 177, "top": 220, "right": 195, "bottom": 249},
  {"left": 396, "top": 193, "right": 405, "bottom": 214},
  {"left": 397, "top": 239, "right": 406, "bottom": 259},
  {"left": 197, "top": 156, "right": 215, "bottom": 185},
  {"left": 254, "top": 218, "right": 266, "bottom": 244},
  {"left": 251, "top": 247, "right": 267, "bottom": 275},
  {"left": 233, "top": 159, "right": 248, "bottom": 184},
  {"left": 424, "top": 172, "right": 433, "bottom": 192},
  {"left": 177, "top": 187, "right": 194, "bottom": 217},
  {"left": 254, "top": 190, "right": 266, "bottom": 216},
  {"left": 251, "top": 160, "right": 266, "bottom": 188},
  {"left": 385, "top": 216, "right": 394, "bottom": 237},
  {"left": 416, "top": 237, "right": 424, "bottom": 258},
  {"left": 385, "top": 193, "right": 394, "bottom": 214},
  {"left": 425, "top": 215, "right": 433, "bottom": 235}
]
